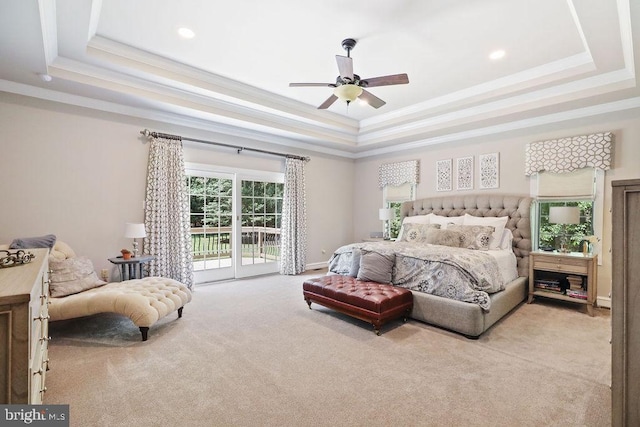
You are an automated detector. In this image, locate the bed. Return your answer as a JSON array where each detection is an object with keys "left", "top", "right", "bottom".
[{"left": 328, "top": 194, "right": 532, "bottom": 337}]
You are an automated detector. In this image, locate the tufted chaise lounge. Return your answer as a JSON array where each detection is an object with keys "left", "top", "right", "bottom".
[
  {"left": 303, "top": 275, "right": 413, "bottom": 335},
  {"left": 49, "top": 277, "right": 192, "bottom": 341},
  {"left": 1, "top": 240, "right": 192, "bottom": 341}
]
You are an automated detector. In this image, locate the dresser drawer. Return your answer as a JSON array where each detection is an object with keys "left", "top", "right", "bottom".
[
  {"left": 533, "top": 256, "right": 589, "bottom": 275},
  {"left": 30, "top": 338, "right": 47, "bottom": 404}
]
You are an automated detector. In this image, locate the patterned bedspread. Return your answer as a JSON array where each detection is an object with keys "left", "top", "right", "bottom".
[{"left": 328, "top": 241, "right": 505, "bottom": 310}]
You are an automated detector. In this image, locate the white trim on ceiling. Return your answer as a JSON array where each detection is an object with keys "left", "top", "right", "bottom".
[{"left": 6, "top": 0, "right": 638, "bottom": 161}]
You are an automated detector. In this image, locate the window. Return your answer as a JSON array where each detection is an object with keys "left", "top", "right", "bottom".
[
  {"left": 186, "top": 175, "right": 233, "bottom": 271},
  {"left": 240, "top": 179, "right": 284, "bottom": 265},
  {"left": 384, "top": 183, "right": 415, "bottom": 239},
  {"left": 537, "top": 201, "right": 593, "bottom": 252},
  {"left": 185, "top": 163, "right": 285, "bottom": 281},
  {"left": 531, "top": 168, "right": 603, "bottom": 259}
]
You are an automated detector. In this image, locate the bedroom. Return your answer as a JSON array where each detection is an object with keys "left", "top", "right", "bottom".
[{"left": 1, "top": 0, "right": 639, "bottom": 425}]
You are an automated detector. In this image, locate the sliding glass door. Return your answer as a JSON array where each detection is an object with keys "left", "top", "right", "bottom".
[
  {"left": 186, "top": 164, "right": 283, "bottom": 283},
  {"left": 236, "top": 179, "right": 284, "bottom": 278}
]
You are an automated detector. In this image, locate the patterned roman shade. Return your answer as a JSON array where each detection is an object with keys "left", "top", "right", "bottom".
[
  {"left": 525, "top": 132, "right": 613, "bottom": 176},
  {"left": 378, "top": 160, "right": 420, "bottom": 188}
]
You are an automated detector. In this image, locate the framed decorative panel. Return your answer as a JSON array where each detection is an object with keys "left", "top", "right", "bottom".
[
  {"left": 456, "top": 156, "right": 474, "bottom": 190},
  {"left": 436, "top": 159, "right": 452, "bottom": 192},
  {"left": 479, "top": 153, "right": 499, "bottom": 189}
]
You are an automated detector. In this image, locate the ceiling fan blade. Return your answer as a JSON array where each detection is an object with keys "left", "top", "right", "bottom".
[
  {"left": 361, "top": 73, "right": 409, "bottom": 87},
  {"left": 359, "top": 89, "right": 386, "bottom": 109},
  {"left": 336, "top": 55, "right": 354, "bottom": 80},
  {"left": 289, "top": 83, "right": 334, "bottom": 87},
  {"left": 318, "top": 94, "right": 338, "bottom": 109}
]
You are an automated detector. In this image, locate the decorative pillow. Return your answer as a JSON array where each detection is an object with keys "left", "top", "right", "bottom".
[
  {"left": 428, "top": 214, "right": 464, "bottom": 230},
  {"left": 446, "top": 224, "right": 495, "bottom": 251},
  {"left": 398, "top": 223, "right": 441, "bottom": 243},
  {"left": 463, "top": 214, "right": 509, "bottom": 250},
  {"left": 356, "top": 250, "right": 394, "bottom": 284},
  {"left": 10, "top": 234, "right": 57, "bottom": 249},
  {"left": 348, "top": 248, "right": 361, "bottom": 277},
  {"left": 396, "top": 214, "right": 432, "bottom": 241},
  {"left": 424, "top": 229, "right": 464, "bottom": 248},
  {"left": 48, "top": 256, "right": 106, "bottom": 298}
]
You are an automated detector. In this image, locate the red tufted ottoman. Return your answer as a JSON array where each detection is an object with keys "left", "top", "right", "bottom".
[{"left": 303, "top": 275, "right": 413, "bottom": 335}]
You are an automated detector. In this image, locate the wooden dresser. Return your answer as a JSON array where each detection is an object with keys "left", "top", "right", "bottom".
[
  {"left": 612, "top": 179, "right": 640, "bottom": 426},
  {"left": 0, "top": 248, "right": 50, "bottom": 404}
]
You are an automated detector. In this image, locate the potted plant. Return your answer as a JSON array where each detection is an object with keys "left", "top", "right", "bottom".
[{"left": 121, "top": 248, "right": 132, "bottom": 260}]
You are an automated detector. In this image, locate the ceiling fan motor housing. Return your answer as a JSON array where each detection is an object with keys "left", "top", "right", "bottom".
[{"left": 341, "top": 38, "right": 357, "bottom": 55}]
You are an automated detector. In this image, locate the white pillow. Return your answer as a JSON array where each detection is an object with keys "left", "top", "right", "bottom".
[
  {"left": 463, "top": 214, "right": 508, "bottom": 250},
  {"left": 498, "top": 228, "right": 514, "bottom": 251},
  {"left": 397, "top": 214, "right": 432, "bottom": 241},
  {"left": 428, "top": 214, "right": 464, "bottom": 230}
]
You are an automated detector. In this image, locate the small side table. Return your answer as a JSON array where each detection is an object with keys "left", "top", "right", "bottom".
[{"left": 108, "top": 255, "right": 156, "bottom": 281}]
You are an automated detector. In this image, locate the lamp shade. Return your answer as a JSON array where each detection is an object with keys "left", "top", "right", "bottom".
[
  {"left": 548, "top": 206, "right": 580, "bottom": 225},
  {"left": 124, "top": 223, "right": 147, "bottom": 238},
  {"left": 334, "top": 84, "right": 363, "bottom": 102},
  {"left": 379, "top": 208, "right": 395, "bottom": 221}
]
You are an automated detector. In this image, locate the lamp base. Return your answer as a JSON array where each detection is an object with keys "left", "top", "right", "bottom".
[{"left": 132, "top": 240, "right": 139, "bottom": 258}]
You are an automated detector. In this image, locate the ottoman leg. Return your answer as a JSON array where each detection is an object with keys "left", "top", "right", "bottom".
[
  {"left": 178, "top": 307, "right": 184, "bottom": 318},
  {"left": 139, "top": 327, "right": 149, "bottom": 341},
  {"left": 305, "top": 299, "right": 312, "bottom": 309}
]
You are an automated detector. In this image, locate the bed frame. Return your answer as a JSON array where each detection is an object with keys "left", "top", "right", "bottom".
[{"left": 400, "top": 194, "right": 533, "bottom": 337}]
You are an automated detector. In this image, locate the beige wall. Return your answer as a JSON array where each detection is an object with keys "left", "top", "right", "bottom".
[
  {"left": 0, "top": 93, "right": 355, "bottom": 280},
  {"left": 354, "top": 114, "right": 640, "bottom": 302},
  {"left": 2, "top": 91, "right": 639, "bottom": 296}
]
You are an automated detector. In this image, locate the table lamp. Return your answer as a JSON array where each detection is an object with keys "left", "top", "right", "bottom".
[
  {"left": 379, "top": 208, "right": 395, "bottom": 240},
  {"left": 548, "top": 206, "right": 580, "bottom": 253},
  {"left": 124, "top": 223, "right": 146, "bottom": 257}
]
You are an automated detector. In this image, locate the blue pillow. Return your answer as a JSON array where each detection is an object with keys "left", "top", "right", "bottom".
[{"left": 10, "top": 234, "right": 57, "bottom": 249}]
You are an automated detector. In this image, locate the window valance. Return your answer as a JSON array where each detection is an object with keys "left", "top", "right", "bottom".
[
  {"left": 378, "top": 160, "right": 420, "bottom": 188},
  {"left": 525, "top": 132, "right": 613, "bottom": 176}
]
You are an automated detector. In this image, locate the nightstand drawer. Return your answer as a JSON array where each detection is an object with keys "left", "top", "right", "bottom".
[{"left": 532, "top": 256, "right": 589, "bottom": 275}]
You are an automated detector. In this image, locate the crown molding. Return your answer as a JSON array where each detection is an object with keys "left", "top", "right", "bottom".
[
  {"left": 48, "top": 56, "right": 359, "bottom": 147},
  {"left": 355, "top": 96, "right": 640, "bottom": 159}
]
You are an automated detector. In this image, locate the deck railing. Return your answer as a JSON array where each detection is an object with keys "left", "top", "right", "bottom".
[{"left": 190, "top": 227, "right": 280, "bottom": 261}]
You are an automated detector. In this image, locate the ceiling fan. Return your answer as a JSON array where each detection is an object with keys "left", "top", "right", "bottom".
[{"left": 289, "top": 38, "right": 409, "bottom": 110}]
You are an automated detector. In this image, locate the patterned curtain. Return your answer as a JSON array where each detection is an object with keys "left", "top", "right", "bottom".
[
  {"left": 144, "top": 136, "right": 194, "bottom": 289},
  {"left": 279, "top": 158, "right": 307, "bottom": 275}
]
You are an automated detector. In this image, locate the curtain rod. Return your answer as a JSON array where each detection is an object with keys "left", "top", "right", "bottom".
[{"left": 139, "top": 129, "right": 310, "bottom": 161}]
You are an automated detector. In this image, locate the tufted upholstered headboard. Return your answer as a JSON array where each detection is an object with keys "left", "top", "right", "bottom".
[{"left": 400, "top": 194, "right": 533, "bottom": 277}]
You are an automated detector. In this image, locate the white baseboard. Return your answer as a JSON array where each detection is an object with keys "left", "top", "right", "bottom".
[
  {"left": 597, "top": 296, "right": 611, "bottom": 309},
  {"left": 305, "top": 262, "right": 328, "bottom": 271}
]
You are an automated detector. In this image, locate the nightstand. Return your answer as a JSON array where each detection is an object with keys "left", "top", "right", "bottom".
[
  {"left": 108, "top": 255, "right": 156, "bottom": 281},
  {"left": 528, "top": 251, "right": 597, "bottom": 316}
]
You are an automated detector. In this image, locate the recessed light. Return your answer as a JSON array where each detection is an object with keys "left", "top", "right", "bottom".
[
  {"left": 489, "top": 50, "right": 506, "bottom": 60},
  {"left": 178, "top": 27, "right": 195, "bottom": 39}
]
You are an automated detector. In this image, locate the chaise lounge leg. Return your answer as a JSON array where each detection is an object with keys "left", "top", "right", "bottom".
[
  {"left": 139, "top": 327, "right": 149, "bottom": 341},
  {"left": 178, "top": 307, "right": 183, "bottom": 318}
]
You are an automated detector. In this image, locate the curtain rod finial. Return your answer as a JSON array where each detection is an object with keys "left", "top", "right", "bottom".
[{"left": 140, "top": 129, "right": 151, "bottom": 138}]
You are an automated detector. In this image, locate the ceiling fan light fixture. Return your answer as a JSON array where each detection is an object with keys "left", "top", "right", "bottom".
[{"left": 333, "top": 84, "right": 363, "bottom": 103}]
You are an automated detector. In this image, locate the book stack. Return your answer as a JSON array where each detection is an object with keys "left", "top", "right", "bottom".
[
  {"left": 565, "top": 275, "right": 587, "bottom": 299},
  {"left": 566, "top": 289, "right": 588, "bottom": 299},
  {"left": 534, "top": 279, "right": 564, "bottom": 294}
]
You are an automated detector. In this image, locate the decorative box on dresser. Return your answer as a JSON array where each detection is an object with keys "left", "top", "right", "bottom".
[
  {"left": 612, "top": 179, "right": 640, "bottom": 427},
  {"left": 0, "top": 248, "right": 50, "bottom": 404}
]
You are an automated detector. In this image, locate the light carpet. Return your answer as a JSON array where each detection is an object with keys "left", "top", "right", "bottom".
[{"left": 45, "top": 270, "right": 611, "bottom": 427}]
